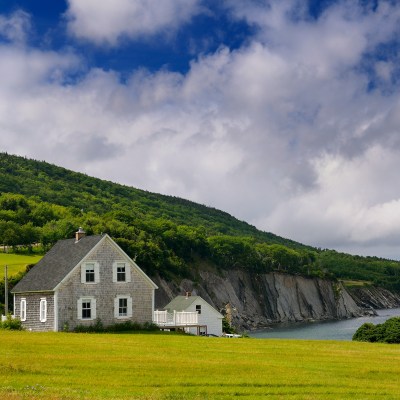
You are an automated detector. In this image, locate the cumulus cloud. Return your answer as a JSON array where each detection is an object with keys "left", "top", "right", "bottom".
[
  {"left": 65, "top": 0, "right": 203, "bottom": 45},
  {"left": 2, "top": 1, "right": 400, "bottom": 258}
]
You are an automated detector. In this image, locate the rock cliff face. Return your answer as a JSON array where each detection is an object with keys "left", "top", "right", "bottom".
[
  {"left": 153, "top": 270, "right": 365, "bottom": 331},
  {"left": 347, "top": 286, "right": 400, "bottom": 309}
]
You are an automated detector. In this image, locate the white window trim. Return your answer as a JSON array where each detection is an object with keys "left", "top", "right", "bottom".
[
  {"left": 77, "top": 297, "right": 97, "bottom": 320},
  {"left": 114, "top": 295, "right": 132, "bottom": 319},
  {"left": 112, "top": 261, "right": 131, "bottom": 283},
  {"left": 81, "top": 262, "right": 100, "bottom": 284},
  {"left": 20, "top": 298, "right": 26, "bottom": 321},
  {"left": 39, "top": 298, "right": 47, "bottom": 323}
]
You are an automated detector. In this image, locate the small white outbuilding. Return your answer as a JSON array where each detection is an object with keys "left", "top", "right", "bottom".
[{"left": 163, "top": 294, "right": 224, "bottom": 336}]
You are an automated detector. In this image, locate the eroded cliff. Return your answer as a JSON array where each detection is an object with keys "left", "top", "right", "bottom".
[
  {"left": 347, "top": 286, "right": 400, "bottom": 309},
  {"left": 153, "top": 270, "right": 365, "bottom": 330}
]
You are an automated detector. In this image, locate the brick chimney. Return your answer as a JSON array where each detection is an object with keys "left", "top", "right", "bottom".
[{"left": 75, "top": 227, "right": 86, "bottom": 242}]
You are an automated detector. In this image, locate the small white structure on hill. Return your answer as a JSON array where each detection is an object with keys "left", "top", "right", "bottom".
[{"left": 154, "top": 294, "right": 223, "bottom": 336}]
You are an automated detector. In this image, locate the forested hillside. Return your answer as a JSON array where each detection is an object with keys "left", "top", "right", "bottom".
[{"left": 1, "top": 152, "right": 400, "bottom": 292}]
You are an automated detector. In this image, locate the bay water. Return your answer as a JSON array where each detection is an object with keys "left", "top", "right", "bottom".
[{"left": 249, "top": 308, "right": 400, "bottom": 341}]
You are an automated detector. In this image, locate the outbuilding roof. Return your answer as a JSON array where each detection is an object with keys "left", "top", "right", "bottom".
[
  {"left": 11, "top": 235, "right": 104, "bottom": 293},
  {"left": 164, "top": 295, "right": 223, "bottom": 317},
  {"left": 164, "top": 295, "right": 202, "bottom": 312}
]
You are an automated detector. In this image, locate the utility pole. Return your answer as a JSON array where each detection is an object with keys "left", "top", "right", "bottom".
[{"left": 4, "top": 265, "right": 8, "bottom": 316}]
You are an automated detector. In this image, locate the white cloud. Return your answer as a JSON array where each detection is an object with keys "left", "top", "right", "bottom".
[
  {"left": 65, "top": 0, "right": 203, "bottom": 45},
  {"left": 263, "top": 146, "right": 400, "bottom": 253},
  {"left": 0, "top": 10, "right": 31, "bottom": 44},
  {"left": 226, "top": 0, "right": 400, "bottom": 77},
  {"left": 0, "top": 47, "right": 80, "bottom": 92},
  {"left": 2, "top": 1, "right": 400, "bottom": 259}
]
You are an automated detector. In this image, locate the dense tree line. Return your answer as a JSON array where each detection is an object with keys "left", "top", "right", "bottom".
[
  {"left": 1, "top": 191, "right": 400, "bottom": 291},
  {"left": 317, "top": 250, "right": 400, "bottom": 292},
  {"left": 1, "top": 152, "right": 400, "bottom": 292},
  {"left": 0, "top": 192, "right": 322, "bottom": 278}
]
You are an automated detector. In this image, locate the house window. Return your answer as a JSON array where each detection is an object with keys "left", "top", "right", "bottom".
[
  {"left": 196, "top": 305, "right": 201, "bottom": 314},
  {"left": 39, "top": 298, "right": 47, "bottom": 322},
  {"left": 117, "top": 265, "right": 126, "bottom": 282},
  {"left": 114, "top": 296, "right": 132, "bottom": 319},
  {"left": 81, "top": 262, "right": 100, "bottom": 284},
  {"left": 113, "top": 262, "right": 131, "bottom": 283},
  {"left": 20, "top": 298, "right": 26, "bottom": 321},
  {"left": 85, "top": 264, "right": 95, "bottom": 282},
  {"left": 82, "top": 301, "right": 91, "bottom": 319},
  {"left": 119, "top": 298, "right": 128, "bottom": 316},
  {"left": 78, "top": 297, "right": 96, "bottom": 320}
]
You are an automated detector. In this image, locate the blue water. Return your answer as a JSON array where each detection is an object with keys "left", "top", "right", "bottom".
[{"left": 249, "top": 308, "right": 400, "bottom": 341}]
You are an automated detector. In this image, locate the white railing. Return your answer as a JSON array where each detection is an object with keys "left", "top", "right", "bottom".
[
  {"left": 153, "top": 310, "right": 168, "bottom": 324},
  {"left": 175, "top": 311, "right": 198, "bottom": 325},
  {"left": 153, "top": 310, "right": 198, "bottom": 326}
]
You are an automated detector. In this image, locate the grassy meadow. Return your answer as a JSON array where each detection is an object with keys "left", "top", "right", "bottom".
[
  {"left": 1, "top": 331, "right": 400, "bottom": 400},
  {"left": 0, "top": 253, "right": 42, "bottom": 279}
]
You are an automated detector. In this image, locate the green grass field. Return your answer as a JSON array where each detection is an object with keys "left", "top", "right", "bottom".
[
  {"left": 341, "top": 280, "right": 372, "bottom": 288},
  {"left": 0, "top": 253, "right": 42, "bottom": 279},
  {"left": 1, "top": 331, "right": 400, "bottom": 400}
]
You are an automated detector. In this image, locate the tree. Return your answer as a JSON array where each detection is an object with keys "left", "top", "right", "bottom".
[
  {"left": 0, "top": 221, "right": 20, "bottom": 249},
  {"left": 262, "top": 244, "right": 302, "bottom": 272},
  {"left": 353, "top": 318, "right": 400, "bottom": 343},
  {"left": 19, "top": 223, "right": 39, "bottom": 251}
]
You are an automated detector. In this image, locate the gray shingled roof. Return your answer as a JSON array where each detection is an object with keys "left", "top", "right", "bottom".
[
  {"left": 11, "top": 235, "right": 104, "bottom": 293},
  {"left": 164, "top": 295, "right": 202, "bottom": 312}
]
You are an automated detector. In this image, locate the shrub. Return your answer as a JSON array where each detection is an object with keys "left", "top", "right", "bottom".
[
  {"left": 352, "top": 322, "right": 377, "bottom": 342},
  {"left": 107, "top": 321, "right": 141, "bottom": 332},
  {"left": 222, "top": 317, "right": 236, "bottom": 334},
  {"left": 73, "top": 319, "right": 159, "bottom": 333},
  {"left": 142, "top": 321, "right": 159, "bottom": 331},
  {"left": 0, "top": 314, "right": 23, "bottom": 330},
  {"left": 353, "top": 317, "right": 400, "bottom": 343},
  {"left": 379, "top": 317, "right": 400, "bottom": 344},
  {"left": 74, "top": 318, "right": 104, "bottom": 333}
]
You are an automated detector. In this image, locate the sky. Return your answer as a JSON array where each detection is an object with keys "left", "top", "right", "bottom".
[{"left": 0, "top": 0, "right": 400, "bottom": 260}]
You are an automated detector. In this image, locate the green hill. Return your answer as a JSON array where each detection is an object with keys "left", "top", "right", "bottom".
[
  {"left": 1, "top": 152, "right": 400, "bottom": 293},
  {"left": 0, "top": 253, "right": 42, "bottom": 279},
  {"left": 0, "top": 152, "right": 303, "bottom": 247}
]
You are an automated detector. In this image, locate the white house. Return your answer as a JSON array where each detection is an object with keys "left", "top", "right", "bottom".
[{"left": 158, "top": 294, "right": 224, "bottom": 336}]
